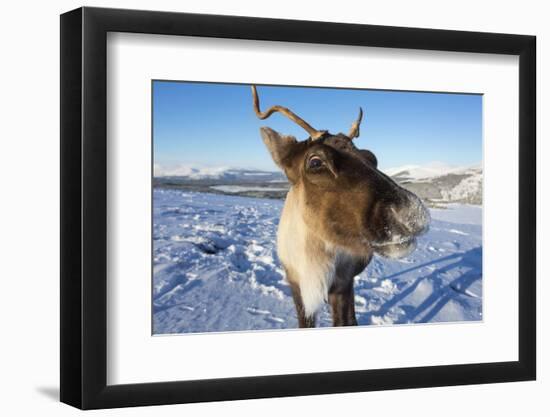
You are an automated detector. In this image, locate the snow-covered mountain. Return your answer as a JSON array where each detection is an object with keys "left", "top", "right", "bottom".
[
  {"left": 383, "top": 162, "right": 482, "bottom": 205},
  {"left": 154, "top": 164, "right": 285, "bottom": 182},
  {"left": 384, "top": 162, "right": 477, "bottom": 181}
]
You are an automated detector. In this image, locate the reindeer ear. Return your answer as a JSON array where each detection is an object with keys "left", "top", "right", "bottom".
[
  {"left": 359, "top": 149, "right": 378, "bottom": 168},
  {"left": 260, "top": 127, "right": 299, "bottom": 178}
]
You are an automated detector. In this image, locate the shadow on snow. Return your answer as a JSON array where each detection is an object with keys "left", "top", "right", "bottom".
[{"left": 358, "top": 246, "right": 482, "bottom": 325}]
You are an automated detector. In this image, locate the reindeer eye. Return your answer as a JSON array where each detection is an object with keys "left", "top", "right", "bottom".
[{"left": 307, "top": 156, "right": 324, "bottom": 170}]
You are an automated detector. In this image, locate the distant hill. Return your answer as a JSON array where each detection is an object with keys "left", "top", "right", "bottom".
[
  {"left": 384, "top": 162, "right": 482, "bottom": 205},
  {"left": 153, "top": 162, "right": 482, "bottom": 205},
  {"left": 154, "top": 164, "right": 285, "bottom": 183},
  {"left": 153, "top": 165, "right": 288, "bottom": 199}
]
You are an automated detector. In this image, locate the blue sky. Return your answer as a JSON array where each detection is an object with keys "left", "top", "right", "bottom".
[{"left": 153, "top": 81, "right": 482, "bottom": 171}]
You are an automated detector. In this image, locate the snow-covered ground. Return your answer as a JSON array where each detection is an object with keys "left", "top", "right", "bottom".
[{"left": 153, "top": 189, "right": 482, "bottom": 334}]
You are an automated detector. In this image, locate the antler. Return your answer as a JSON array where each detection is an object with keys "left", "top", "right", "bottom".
[
  {"left": 347, "top": 107, "right": 363, "bottom": 139},
  {"left": 251, "top": 85, "right": 326, "bottom": 140}
]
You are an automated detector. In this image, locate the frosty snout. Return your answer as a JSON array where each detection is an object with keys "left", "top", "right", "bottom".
[
  {"left": 390, "top": 193, "right": 430, "bottom": 238},
  {"left": 369, "top": 190, "right": 430, "bottom": 259}
]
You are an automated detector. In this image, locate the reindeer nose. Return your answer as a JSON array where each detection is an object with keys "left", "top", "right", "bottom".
[{"left": 390, "top": 194, "right": 430, "bottom": 236}]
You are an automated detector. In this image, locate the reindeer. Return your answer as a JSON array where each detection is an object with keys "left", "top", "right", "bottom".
[{"left": 251, "top": 86, "right": 430, "bottom": 328}]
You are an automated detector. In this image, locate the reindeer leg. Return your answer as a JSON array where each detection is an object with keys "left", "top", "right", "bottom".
[
  {"left": 346, "top": 285, "right": 358, "bottom": 326},
  {"left": 289, "top": 281, "right": 316, "bottom": 328},
  {"left": 329, "top": 277, "right": 357, "bottom": 327},
  {"left": 328, "top": 291, "right": 345, "bottom": 326}
]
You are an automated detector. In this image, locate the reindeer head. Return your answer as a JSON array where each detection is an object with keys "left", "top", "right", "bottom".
[{"left": 252, "top": 86, "right": 430, "bottom": 259}]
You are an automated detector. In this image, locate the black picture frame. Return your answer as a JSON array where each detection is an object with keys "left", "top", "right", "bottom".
[{"left": 60, "top": 6, "right": 536, "bottom": 410}]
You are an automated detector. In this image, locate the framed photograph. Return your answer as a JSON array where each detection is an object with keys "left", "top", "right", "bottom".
[{"left": 60, "top": 6, "right": 536, "bottom": 410}]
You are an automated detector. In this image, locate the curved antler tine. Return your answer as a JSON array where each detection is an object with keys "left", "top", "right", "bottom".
[
  {"left": 347, "top": 107, "right": 363, "bottom": 140},
  {"left": 251, "top": 85, "right": 326, "bottom": 140}
]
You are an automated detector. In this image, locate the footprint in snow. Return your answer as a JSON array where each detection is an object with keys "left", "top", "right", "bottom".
[
  {"left": 246, "top": 307, "right": 271, "bottom": 315},
  {"left": 264, "top": 316, "right": 285, "bottom": 324},
  {"left": 448, "top": 229, "right": 469, "bottom": 236},
  {"left": 246, "top": 307, "right": 286, "bottom": 324},
  {"left": 442, "top": 241, "right": 460, "bottom": 250}
]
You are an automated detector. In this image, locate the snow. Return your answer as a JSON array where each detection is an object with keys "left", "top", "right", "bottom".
[
  {"left": 384, "top": 161, "right": 481, "bottom": 181},
  {"left": 242, "top": 172, "right": 272, "bottom": 176},
  {"left": 153, "top": 163, "right": 281, "bottom": 180},
  {"left": 430, "top": 204, "right": 482, "bottom": 225},
  {"left": 440, "top": 172, "right": 483, "bottom": 201},
  {"left": 153, "top": 189, "right": 482, "bottom": 334},
  {"left": 154, "top": 163, "right": 232, "bottom": 178},
  {"left": 384, "top": 162, "right": 457, "bottom": 179}
]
